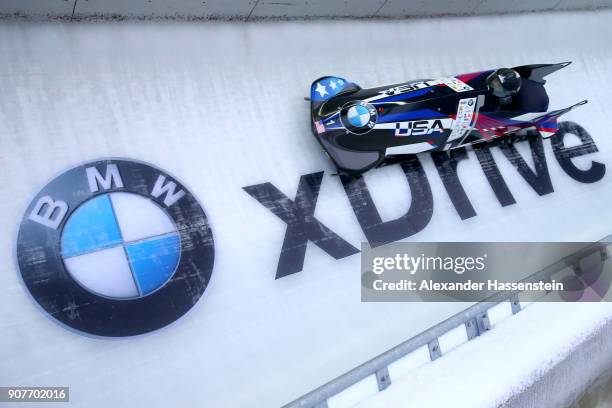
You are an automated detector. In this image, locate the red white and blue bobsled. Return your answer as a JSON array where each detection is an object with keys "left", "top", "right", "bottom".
[{"left": 310, "top": 62, "right": 587, "bottom": 174}]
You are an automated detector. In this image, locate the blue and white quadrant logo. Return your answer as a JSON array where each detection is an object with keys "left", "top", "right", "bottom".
[
  {"left": 17, "top": 159, "right": 214, "bottom": 337},
  {"left": 347, "top": 105, "right": 371, "bottom": 128},
  {"left": 61, "top": 193, "right": 181, "bottom": 299},
  {"left": 340, "top": 101, "right": 377, "bottom": 134}
]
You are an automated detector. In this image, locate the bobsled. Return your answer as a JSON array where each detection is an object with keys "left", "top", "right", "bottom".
[{"left": 309, "top": 62, "right": 586, "bottom": 174}]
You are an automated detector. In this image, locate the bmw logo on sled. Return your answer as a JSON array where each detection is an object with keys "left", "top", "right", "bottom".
[{"left": 309, "top": 62, "right": 587, "bottom": 174}]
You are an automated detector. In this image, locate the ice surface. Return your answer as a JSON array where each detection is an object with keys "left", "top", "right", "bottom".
[
  {"left": 1, "top": 10, "right": 612, "bottom": 408},
  {"left": 487, "top": 301, "right": 515, "bottom": 327},
  {"left": 437, "top": 323, "right": 469, "bottom": 354},
  {"left": 387, "top": 345, "right": 431, "bottom": 382},
  {"left": 327, "top": 374, "right": 379, "bottom": 408},
  {"left": 358, "top": 302, "right": 612, "bottom": 408}
]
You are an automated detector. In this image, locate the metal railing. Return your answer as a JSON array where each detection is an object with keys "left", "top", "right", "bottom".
[{"left": 285, "top": 239, "right": 611, "bottom": 408}]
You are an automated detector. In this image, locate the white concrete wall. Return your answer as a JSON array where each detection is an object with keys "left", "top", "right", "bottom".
[{"left": 1, "top": 0, "right": 611, "bottom": 19}]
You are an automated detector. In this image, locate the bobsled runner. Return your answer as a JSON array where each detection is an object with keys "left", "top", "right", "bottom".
[{"left": 309, "top": 62, "right": 587, "bottom": 174}]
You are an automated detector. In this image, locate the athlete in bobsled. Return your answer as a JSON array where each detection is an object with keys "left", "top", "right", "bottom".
[{"left": 309, "top": 62, "right": 586, "bottom": 174}]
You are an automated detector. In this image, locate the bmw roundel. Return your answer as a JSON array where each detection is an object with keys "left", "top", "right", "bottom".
[
  {"left": 340, "top": 101, "right": 377, "bottom": 134},
  {"left": 16, "top": 159, "right": 215, "bottom": 337},
  {"left": 347, "top": 105, "right": 371, "bottom": 127}
]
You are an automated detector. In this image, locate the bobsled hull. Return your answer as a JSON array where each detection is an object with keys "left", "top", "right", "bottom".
[{"left": 310, "top": 62, "right": 586, "bottom": 174}]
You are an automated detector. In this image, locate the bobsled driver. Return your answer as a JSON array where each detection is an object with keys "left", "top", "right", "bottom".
[{"left": 487, "top": 68, "right": 522, "bottom": 104}]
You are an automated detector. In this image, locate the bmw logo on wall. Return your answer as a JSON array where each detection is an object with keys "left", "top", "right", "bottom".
[
  {"left": 340, "top": 101, "right": 377, "bottom": 134},
  {"left": 16, "top": 159, "right": 214, "bottom": 337}
]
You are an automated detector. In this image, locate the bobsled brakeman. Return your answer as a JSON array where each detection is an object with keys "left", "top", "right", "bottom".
[{"left": 309, "top": 62, "right": 587, "bottom": 174}]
